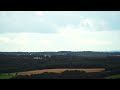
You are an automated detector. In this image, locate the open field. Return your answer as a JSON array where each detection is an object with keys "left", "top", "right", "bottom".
[
  {"left": 17, "top": 68, "right": 105, "bottom": 76},
  {"left": 0, "top": 68, "right": 105, "bottom": 79}
]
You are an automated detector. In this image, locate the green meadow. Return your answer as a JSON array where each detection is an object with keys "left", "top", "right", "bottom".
[
  {"left": 105, "top": 74, "right": 120, "bottom": 79},
  {"left": 0, "top": 73, "right": 16, "bottom": 79}
]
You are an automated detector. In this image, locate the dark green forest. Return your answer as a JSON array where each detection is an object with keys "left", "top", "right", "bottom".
[{"left": 0, "top": 52, "right": 120, "bottom": 79}]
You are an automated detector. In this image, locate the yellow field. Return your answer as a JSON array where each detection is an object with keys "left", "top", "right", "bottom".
[{"left": 17, "top": 68, "right": 105, "bottom": 76}]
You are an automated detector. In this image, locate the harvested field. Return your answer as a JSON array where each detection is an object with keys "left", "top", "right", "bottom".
[{"left": 17, "top": 68, "right": 105, "bottom": 76}]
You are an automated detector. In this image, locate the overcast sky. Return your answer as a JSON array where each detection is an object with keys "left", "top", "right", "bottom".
[{"left": 0, "top": 11, "right": 120, "bottom": 52}]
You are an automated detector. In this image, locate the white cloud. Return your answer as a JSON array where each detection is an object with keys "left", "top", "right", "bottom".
[
  {"left": 0, "top": 15, "right": 119, "bottom": 51},
  {"left": 35, "top": 11, "right": 44, "bottom": 16},
  {"left": 79, "top": 18, "right": 109, "bottom": 31},
  {"left": 55, "top": 18, "right": 114, "bottom": 48},
  {"left": 0, "top": 30, "right": 119, "bottom": 52},
  {"left": 57, "top": 18, "right": 109, "bottom": 34},
  {"left": 38, "top": 39, "right": 50, "bottom": 44},
  {"left": 0, "top": 37, "right": 10, "bottom": 44},
  {"left": 0, "top": 16, "right": 116, "bottom": 51}
]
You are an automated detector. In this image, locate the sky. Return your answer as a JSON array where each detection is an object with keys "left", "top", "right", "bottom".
[{"left": 0, "top": 11, "right": 120, "bottom": 52}]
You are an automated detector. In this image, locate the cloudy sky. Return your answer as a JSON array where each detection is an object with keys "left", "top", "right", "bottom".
[{"left": 0, "top": 11, "right": 120, "bottom": 52}]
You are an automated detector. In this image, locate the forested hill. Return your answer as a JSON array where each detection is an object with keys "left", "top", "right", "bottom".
[{"left": 0, "top": 51, "right": 120, "bottom": 57}]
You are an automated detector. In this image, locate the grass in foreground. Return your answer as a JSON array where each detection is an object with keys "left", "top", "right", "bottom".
[
  {"left": 105, "top": 74, "right": 120, "bottom": 79},
  {"left": 0, "top": 73, "right": 16, "bottom": 79}
]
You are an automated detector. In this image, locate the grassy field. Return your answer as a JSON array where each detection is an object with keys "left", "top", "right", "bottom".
[
  {"left": 17, "top": 68, "right": 105, "bottom": 76},
  {"left": 105, "top": 74, "right": 120, "bottom": 79},
  {"left": 0, "top": 73, "right": 16, "bottom": 79}
]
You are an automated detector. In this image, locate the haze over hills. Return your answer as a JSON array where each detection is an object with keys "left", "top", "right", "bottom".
[
  {"left": 0, "top": 51, "right": 120, "bottom": 58},
  {"left": 110, "top": 50, "right": 120, "bottom": 52}
]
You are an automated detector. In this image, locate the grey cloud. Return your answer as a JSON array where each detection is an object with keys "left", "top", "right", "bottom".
[{"left": 0, "top": 12, "right": 57, "bottom": 33}]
